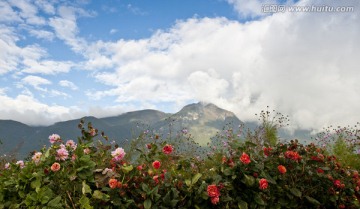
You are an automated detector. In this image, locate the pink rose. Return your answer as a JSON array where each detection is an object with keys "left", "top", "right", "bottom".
[
  {"left": 51, "top": 162, "right": 61, "bottom": 172},
  {"left": 162, "top": 144, "right": 173, "bottom": 155}
]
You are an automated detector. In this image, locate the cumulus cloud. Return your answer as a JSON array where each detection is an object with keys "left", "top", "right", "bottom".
[
  {"left": 8, "top": 0, "right": 46, "bottom": 25},
  {"left": 0, "top": 23, "right": 73, "bottom": 76},
  {"left": 22, "top": 59, "right": 74, "bottom": 74},
  {"left": 86, "top": 0, "right": 360, "bottom": 131},
  {"left": 59, "top": 80, "right": 78, "bottom": 90},
  {"left": 1, "top": 0, "right": 359, "bottom": 131},
  {"left": 0, "top": 92, "right": 135, "bottom": 126},
  {"left": 0, "top": 93, "right": 76, "bottom": 126},
  {"left": 48, "top": 6, "right": 89, "bottom": 53},
  {"left": 226, "top": 0, "right": 279, "bottom": 18},
  {"left": 21, "top": 75, "right": 51, "bottom": 90},
  {"left": 28, "top": 29, "right": 55, "bottom": 41},
  {"left": 0, "top": 1, "right": 22, "bottom": 23},
  {"left": 34, "top": 0, "right": 56, "bottom": 15}
]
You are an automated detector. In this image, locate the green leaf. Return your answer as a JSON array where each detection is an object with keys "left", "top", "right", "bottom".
[
  {"left": 260, "top": 171, "right": 276, "bottom": 184},
  {"left": 192, "top": 173, "right": 202, "bottom": 185},
  {"left": 185, "top": 179, "right": 191, "bottom": 187},
  {"left": 144, "top": 199, "right": 152, "bottom": 209},
  {"left": 171, "top": 200, "right": 178, "bottom": 208},
  {"left": 31, "top": 179, "right": 41, "bottom": 190},
  {"left": 82, "top": 181, "right": 92, "bottom": 195},
  {"left": 223, "top": 168, "right": 232, "bottom": 176},
  {"left": 305, "top": 196, "right": 320, "bottom": 205},
  {"left": 150, "top": 185, "right": 159, "bottom": 195},
  {"left": 142, "top": 183, "right": 150, "bottom": 193},
  {"left": 319, "top": 167, "right": 330, "bottom": 171},
  {"left": 238, "top": 200, "right": 248, "bottom": 209},
  {"left": 44, "top": 148, "right": 50, "bottom": 158},
  {"left": 289, "top": 188, "right": 302, "bottom": 198},
  {"left": 79, "top": 196, "right": 93, "bottom": 209},
  {"left": 242, "top": 174, "right": 255, "bottom": 187},
  {"left": 162, "top": 191, "right": 171, "bottom": 204},
  {"left": 92, "top": 190, "right": 109, "bottom": 202},
  {"left": 254, "top": 193, "right": 265, "bottom": 205},
  {"left": 47, "top": 196, "right": 62, "bottom": 208},
  {"left": 121, "top": 165, "right": 133, "bottom": 173}
]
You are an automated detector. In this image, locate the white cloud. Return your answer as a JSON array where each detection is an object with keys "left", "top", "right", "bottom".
[
  {"left": 86, "top": 0, "right": 360, "bottom": 131},
  {"left": 59, "top": 80, "right": 78, "bottom": 90},
  {"left": 28, "top": 29, "right": 55, "bottom": 41},
  {"left": 226, "top": 0, "right": 279, "bottom": 18},
  {"left": 0, "top": 24, "right": 57, "bottom": 76},
  {"left": 8, "top": 0, "right": 46, "bottom": 25},
  {"left": 21, "top": 75, "right": 51, "bottom": 89},
  {"left": 0, "top": 1, "right": 22, "bottom": 23},
  {"left": 0, "top": 87, "right": 7, "bottom": 95},
  {"left": 109, "top": 29, "right": 117, "bottom": 34},
  {"left": 127, "top": 4, "right": 147, "bottom": 16},
  {"left": 49, "top": 6, "right": 88, "bottom": 53},
  {"left": 1, "top": 0, "right": 359, "bottom": 132},
  {"left": 49, "top": 89, "right": 70, "bottom": 98},
  {"left": 0, "top": 93, "right": 75, "bottom": 125},
  {"left": 22, "top": 59, "right": 74, "bottom": 74},
  {"left": 0, "top": 92, "right": 133, "bottom": 126},
  {"left": 34, "top": 0, "right": 56, "bottom": 15}
]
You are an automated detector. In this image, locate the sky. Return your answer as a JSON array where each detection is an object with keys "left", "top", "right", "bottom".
[{"left": 0, "top": 0, "right": 359, "bottom": 132}]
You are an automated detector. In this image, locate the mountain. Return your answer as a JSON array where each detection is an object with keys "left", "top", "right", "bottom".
[
  {"left": 156, "top": 102, "right": 243, "bottom": 145},
  {"left": 0, "top": 103, "right": 313, "bottom": 159}
]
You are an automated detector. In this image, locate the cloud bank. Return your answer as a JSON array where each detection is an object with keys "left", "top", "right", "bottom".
[{"left": 0, "top": 0, "right": 359, "bottom": 131}]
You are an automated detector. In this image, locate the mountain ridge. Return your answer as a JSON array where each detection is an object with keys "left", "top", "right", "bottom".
[{"left": 0, "top": 102, "right": 312, "bottom": 158}]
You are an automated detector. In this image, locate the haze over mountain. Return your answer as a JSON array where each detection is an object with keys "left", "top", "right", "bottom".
[{"left": 0, "top": 102, "right": 312, "bottom": 159}]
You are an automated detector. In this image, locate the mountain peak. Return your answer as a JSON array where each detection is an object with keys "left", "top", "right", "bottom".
[{"left": 175, "top": 102, "right": 237, "bottom": 122}]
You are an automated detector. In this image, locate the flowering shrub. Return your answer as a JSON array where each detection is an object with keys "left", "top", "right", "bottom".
[{"left": 0, "top": 119, "right": 360, "bottom": 208}]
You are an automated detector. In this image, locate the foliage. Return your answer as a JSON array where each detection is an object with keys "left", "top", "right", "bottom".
[
  {"left": 316, "top": 123, "right": 360, "bottom": 170},
  {"left": 1, "top": 117, "right": 360, "bottom": 208}
]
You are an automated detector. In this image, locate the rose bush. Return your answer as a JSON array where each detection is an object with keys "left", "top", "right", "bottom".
[{"left": 0, "top": 118, "right": 360, "bottom": 208}]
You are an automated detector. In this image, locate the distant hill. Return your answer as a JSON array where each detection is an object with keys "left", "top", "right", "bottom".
[{"left": 0, "top": 102, "right": 313, "bottom": 158}]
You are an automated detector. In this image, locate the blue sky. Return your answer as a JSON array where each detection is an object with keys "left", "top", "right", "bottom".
[{"left": 0, "top": 0, "right": 359, "bottom": 131}]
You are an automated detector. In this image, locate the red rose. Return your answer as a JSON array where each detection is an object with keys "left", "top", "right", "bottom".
[
  {"left": 278, "top": 165, "right": 287, "bottom": 174},
  {"left": 109, "top": 178, "right": 118, "bottom": 189},
  {"left": 263, "top": 147, "right": 272, "bottom": 156},
  {"left": 334, "top": 179, "right": 341, "bottom": 188},
  {"left": 153, "top": 175, "right": 159, "bottom": 184},
  {"left": 211, "top": 196, "right": 220, "bottom": 205},
  {"left": 162, "top": 144, "right": 173, "bottom": 155},
  {"left": 317, "top": 168, "right": 324, "bottom": 173},
  {"left": 207, "top": 184, "right": 220, "bottom": 198},
  {"left": 240, "top": 152, "right": 251, "bottom": 164},
  {"left": 259, "top": 178, "right": 268, "bottom": 190},
  {"left": 284, "top": 151, "right": 301, "bottom": 162},
  {"left": 228, "top": 159, "right": 235, "bottom": 168},
  {"left": 353, "top": 171, "right": 359, "bottom": 178},
  {"left": 137, "top": 165, "right": 143, "bottom": 171},
  {"left": 152, "top": 160, "right": 161, "bottom": 169}
]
